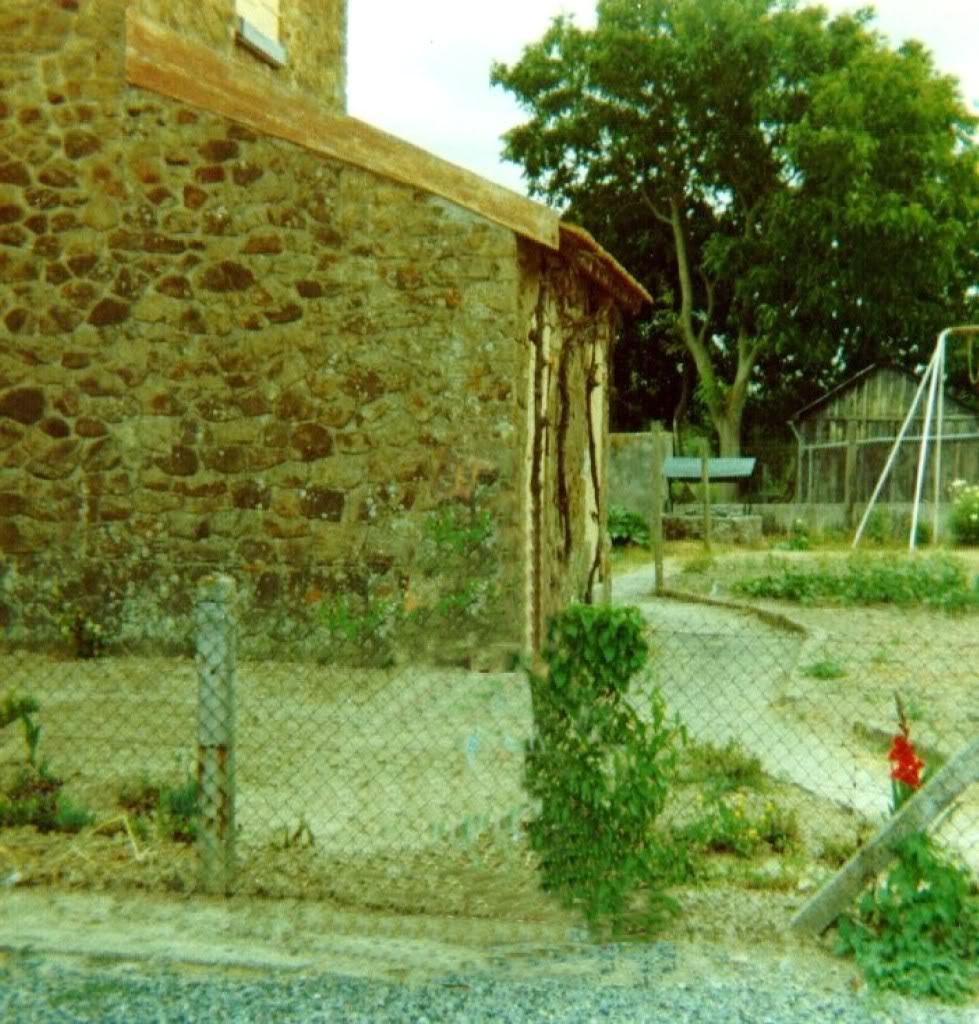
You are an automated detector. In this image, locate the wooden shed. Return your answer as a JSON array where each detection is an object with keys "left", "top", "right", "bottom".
[{"left": 790, "top": 365, "right": 979, "bottom": 513}]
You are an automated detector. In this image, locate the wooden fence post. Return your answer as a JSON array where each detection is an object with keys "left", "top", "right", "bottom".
[
  {"left": 700, "top": 438, "right": 712, "bottom": 552},
  {"left": 844, "top": 421, "right": 858, "bottom": 529},
  {"left": 195, "top": 574, "right": 237, "bottom": 896},
  {"left": 650, "top": 429, "right": 666, "bottom": 595}
]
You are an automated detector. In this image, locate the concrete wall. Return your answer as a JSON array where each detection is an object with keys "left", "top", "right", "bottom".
[
  {"left": 608, "top": 431, "right": 672, "bottom": 520},
  {"left": 757, "top": 502, "right": 948, "bottom": 539}
]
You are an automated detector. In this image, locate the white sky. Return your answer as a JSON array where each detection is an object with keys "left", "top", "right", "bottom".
[{"left": 347, "top": 0, "right": 979, "bottom": 196}]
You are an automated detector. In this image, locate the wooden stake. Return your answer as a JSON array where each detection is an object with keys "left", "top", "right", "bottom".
[
  {"left": 700, "top": 438, "right": 712, "bottom": 552},
  {"left": 651, "top": 429, "right": 666, "bottom": 594}
]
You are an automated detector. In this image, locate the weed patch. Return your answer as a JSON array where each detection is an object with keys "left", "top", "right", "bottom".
[
  {"left": 678, "top": 738, "right": 765, "bottom": 793},
  {"left": 732, "top": 554, "right": 979, "bottom": 610},
  {"left": 802, "top": 659, "right": 847, "bottom": 680}
]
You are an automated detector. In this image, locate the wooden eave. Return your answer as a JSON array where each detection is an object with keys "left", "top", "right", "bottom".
[
  {"left": 125, "top": 12, "right": 650, "bottom": 314},
  {"left": 125, "top": 10, "right": 558, "bottom": 248},
  {"left": 559, "top": 223, "right": 652, "bottom": 315}
]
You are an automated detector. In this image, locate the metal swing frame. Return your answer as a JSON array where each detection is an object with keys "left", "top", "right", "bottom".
[{"left": 853, "top": 325, "right": 979, "bottom": 551}]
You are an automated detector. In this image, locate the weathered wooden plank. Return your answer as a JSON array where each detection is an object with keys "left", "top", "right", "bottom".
[
  {"left": 125, "top": 10, "right": 561, "bottom": 251},
  {"left": 791, "top": 733, "right": 979, "bottom": 936}
]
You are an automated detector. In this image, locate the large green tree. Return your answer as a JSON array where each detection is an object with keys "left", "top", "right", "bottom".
[{"left": 492, "top": 0, "right": 979, "bottom": 454}]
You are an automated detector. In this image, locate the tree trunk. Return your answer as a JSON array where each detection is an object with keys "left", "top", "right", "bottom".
[{"left": 716, "top": 413, "right": 741, "bottom": 458}]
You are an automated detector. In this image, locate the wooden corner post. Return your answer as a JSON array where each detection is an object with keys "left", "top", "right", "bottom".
[{"left": 195, "top": 575, "right": 238, "bottom": 896}]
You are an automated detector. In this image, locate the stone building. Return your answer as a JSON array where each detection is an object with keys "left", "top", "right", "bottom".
[{"left": 0, "top": 0, "right": 649, "bottom": 657}]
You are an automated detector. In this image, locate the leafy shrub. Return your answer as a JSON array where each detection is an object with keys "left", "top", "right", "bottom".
[
  {"left": 0, "top": 695, "right": 95, "bottom": 834},
  {"left": 524, "top": 604, "right": 685, "bottom": 937},
  {"left": 0, "top": 764, "right": 94, "bottom": 834},
  {"left": 733, "top": 554, "right": 979, "bottom": 610},
  {"left": 608, "top": 505, "right": 650, "bottom": 548},
  {"left": 835, "top": 833, "right": 979, "bottom": 1002},
  {"left": 0, "top": 693, "right": 39, "bottom": 731},
  {"left": 949, "top": 479, "right": 979, "bottom": 546},
  {"left": 863, "top": 508, "right": 892, "bottom": 546},
  {"left": 1, "top": 692, "right": 41, "bottom": 766},
  {"left": 782, "top": 518, "right": 812, "bottom": 551},
  {"left": 159, "top": 776, "right": 201, "bottom": 843},
  {"left": 680, "top": 554, "right": 714, "bottom": 575}
]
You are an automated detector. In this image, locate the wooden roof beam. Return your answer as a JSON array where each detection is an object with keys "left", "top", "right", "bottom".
[{"left": 125, "top": 10, "right": 560, "bottom": 250}]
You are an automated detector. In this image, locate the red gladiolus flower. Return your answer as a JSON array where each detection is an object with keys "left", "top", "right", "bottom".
[{"left": 888, "top": 734, "right": 924, "bottom": 790}]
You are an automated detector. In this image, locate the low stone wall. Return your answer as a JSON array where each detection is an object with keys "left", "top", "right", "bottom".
[
  {"left": 756, "top": 502, "right": 944, "bottom": 539},
  {"left": 664, "top": 511, "right": 763, "bottom": 545}
]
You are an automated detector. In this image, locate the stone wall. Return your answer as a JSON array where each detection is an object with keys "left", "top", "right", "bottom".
[{"left": 0, "top": 0, "right": 536, "bottom": 655}]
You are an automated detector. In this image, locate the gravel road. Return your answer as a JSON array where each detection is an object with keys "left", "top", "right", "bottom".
[{"left": 1, "top": 888, "right": 976, "bottom": 1024}]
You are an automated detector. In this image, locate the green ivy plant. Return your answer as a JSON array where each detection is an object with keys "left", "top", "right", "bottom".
[
  {"left": 835, "top": 833, "right": 979, "bottom": 1003},
  {"left": 318, "top": 591, "right": 402, "bottom": 668},
  {"left": 318, "top": 502, "right": 500, "bottom": 666},
  {"left": 414, "top": 503, "right": 499, "bottom": 629},
  {"left": 524, "top": 603, "right": 685, "bottom": 938}
]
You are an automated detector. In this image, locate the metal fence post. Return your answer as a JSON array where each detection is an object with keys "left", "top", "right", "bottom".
[{"left": 194, "top": 574, "right": 237, "bottom": 895}]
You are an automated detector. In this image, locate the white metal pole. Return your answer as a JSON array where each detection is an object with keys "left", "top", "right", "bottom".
[
  {"left": 853, "top": 345, "right": 939, "bottom": 549},
  {"left": 910, "top": 341, "right": 942, "bottom": 551},
  {"left": 932, "top": 332, "right": 946, "bottom": 544}
]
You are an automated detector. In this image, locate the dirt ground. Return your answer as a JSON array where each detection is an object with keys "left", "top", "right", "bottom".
[{"left": 636, "top": 546, "right": 979, "bottom": 867}]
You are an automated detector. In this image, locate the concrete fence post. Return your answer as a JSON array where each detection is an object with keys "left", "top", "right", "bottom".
[{"left": 194, "top": 574, "right": 237, "bottom": 895}]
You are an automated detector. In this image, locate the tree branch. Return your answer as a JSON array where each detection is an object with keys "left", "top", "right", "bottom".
[
  {"left": 638, "top": 183, "right": 672, "bottom": 225},
  {"left": 696, "top": 269, "right": 715, "bottom": 346},
  {"left": 668, "top": 196, "right": 721, "bottom": 421}
]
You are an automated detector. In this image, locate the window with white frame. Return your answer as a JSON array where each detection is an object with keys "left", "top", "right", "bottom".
[{"left": 235, "top": 0, "right": 287, "bottom": 67}]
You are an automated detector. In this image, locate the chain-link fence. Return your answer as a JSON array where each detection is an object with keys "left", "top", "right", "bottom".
[{"left": 2, "top": 555, "right": 977, "bottom": 933}]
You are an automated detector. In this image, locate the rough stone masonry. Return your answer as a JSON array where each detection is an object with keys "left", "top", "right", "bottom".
[{"left": 0, "top": 0, "right": 644, "bottom": 659}]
